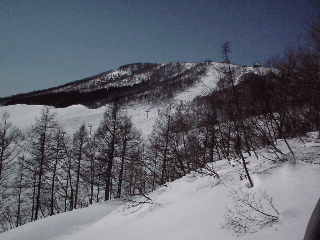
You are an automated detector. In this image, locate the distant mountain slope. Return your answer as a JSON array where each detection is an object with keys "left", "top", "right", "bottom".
[{"left": 0, "top": 62, "right": 264, "bottom": 108}]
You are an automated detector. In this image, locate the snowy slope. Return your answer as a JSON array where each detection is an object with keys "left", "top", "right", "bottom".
[
  {"left": 1, "top": 137, "right": 319, "bottom": 240},
  {"left": 0, "top": 201, "right": 124, "bottom": 240},
  {"left": 59, "top": 138, "right": 320, "bottom": 240},
  {"left": 0, "top": 104, "right": 157, "bottom": 137},
  {"left": 0, "top": 62, "right": 266, "bottom": 137},
  {"left": 0, "top": 105, "right": 106, "bottom": 135},
  {"left": 175, "top": 63, "right": 221, "bottom": 101},
  {"left": 175, "top": 63, "right": 267, "bottom": 102}
]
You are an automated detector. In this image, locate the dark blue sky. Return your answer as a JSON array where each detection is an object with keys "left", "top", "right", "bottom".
[{"left": 0, "top": 0, "right": 316, "bottom": 97}]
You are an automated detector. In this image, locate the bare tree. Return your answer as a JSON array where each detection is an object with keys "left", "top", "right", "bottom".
[
  {"left": 219, "top": 42, "right": 254, "bottom": 187},
  {"left": 116, "top": 116, "right": 141, "bottom": 198},
  {"left": 72, "top": 124, "right": 89, "bottom": 209},
  {"left": 61, "top": 132, "right": 75, "bottom": 211},
  {"left": 48, "top": 127, "right": 66, "bottom": 215},
  {"left": 148, "top": 104, "right": 173, "bottom": 186},
  {"left": 87, "top": 135, "right": 97, "bottom": 205},
  {"left": 223, "top": 188, "right": 279, "bottom": 235},
  {"left": 0, "top": 112, "right": 21, "bottom": 187},
  {"left": 95, "top": 101, "right": 125, "bottom": 200},
  {"left": 25, "top": 107, "right": 57, "bottom": 221},
  {"left": 14, "top": 156, "right": 26, "bottom": 227}
]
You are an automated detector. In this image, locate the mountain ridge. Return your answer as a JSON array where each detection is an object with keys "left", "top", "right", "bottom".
[{"left": 0, "top": 61, "right": 263, "bottom": 108}]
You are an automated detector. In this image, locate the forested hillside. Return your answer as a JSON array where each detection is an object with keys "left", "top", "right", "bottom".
[
  {"left": 1, "top": 6, "right": 320, "bottom": 237},
  {"left": 0, "top": 47, "right": 319, "bottom": 232},
  {"left": 0, "top": 62, "right": 210, "bottom": 108}
]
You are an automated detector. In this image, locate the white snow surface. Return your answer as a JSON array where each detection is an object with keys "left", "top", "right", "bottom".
[
  {"left": 175, "top": 64, "right": 221, "bottom": 102},
  {"left": 0, "top": 104, "right": 163, "bottom": 138},
  {"left": 60, "top": 152, "right": 319, "bottom": 240},
  {"left": 0, "top": 129, "right": 319, "bottom": 239},
  {"left": 0, "top": 104, "right": 106, "bottom": 135},
  {"left": 0, "top": 200, "right": 124, "bottom": 240},
  {"left": 175, "top": 63, "right": 269, "bottom": 102}
]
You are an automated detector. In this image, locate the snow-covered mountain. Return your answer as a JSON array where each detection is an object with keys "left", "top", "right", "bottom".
[
  {"left": 4, "top": 61, "right": 315, "bottom": 240},
  {"left": 0, "top": 61, "right": 266, "bottom": 108},
  {"left": 0, "top": 61, "right": 267, "bottom": 136}
]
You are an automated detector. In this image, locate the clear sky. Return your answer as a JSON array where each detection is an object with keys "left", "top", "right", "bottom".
[{"left": 0, "top": 0, "right": 316, "bottom": 97}]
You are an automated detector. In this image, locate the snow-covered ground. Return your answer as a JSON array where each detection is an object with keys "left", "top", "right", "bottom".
[
  {"left": 0, "top": 104, "right": 104, "bottom": 135},
  {"left": 1, "top": 132, "right": 319, "bottom": 240},
  {"left": 0, "top": 200, "right": 124, "bottom": 240},
  {"left": 0, "top": 104, "right": 161, "bottom": 138}
]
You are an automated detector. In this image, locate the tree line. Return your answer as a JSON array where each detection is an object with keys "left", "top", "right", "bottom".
[{"left": 0, "top": 103, "right": 146, "bottom": 231}]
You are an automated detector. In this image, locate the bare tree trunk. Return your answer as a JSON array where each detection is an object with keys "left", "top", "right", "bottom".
[
  {"left": 35, "top": 116, "right": 48, "bottom": 221},
  {"left": 97, "top": 164, "right": 101, "bottom": 202},
  {"left": 221, "top": 42, "right": 253, "bottom": 187},
  {"left": 16, "top": 161, "right": 24, "bottom": 227},
  {"left": 105, "top": 105, "right": 118, "bottom": 201},
  {"left": 31, "top": 173, "right": 36, "bottom": 222},
  {"left": 50, "top": 131, "right": 62, "bottom": 216},
  {"left": 117, "top": 133, "right": 127, "bottom": 199},
  {"left": 161, "top": 104, "right": 171, "bottom": 185},
  {"left": 89, "top": 153, "right": 95, "bottom": 205}
]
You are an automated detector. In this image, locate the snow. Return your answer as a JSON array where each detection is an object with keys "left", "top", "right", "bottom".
[
  {"left": 0, "top": 104, "right": 159, "bottom": 137},
  {"left": 0, "top": 104, "right": 107, "bottom": 135},
  {"left": 125, "top": 106, "right": 160, "bottom": 137},
  {"left": 59, "top": 145, "right": 319, "bottom": 240},
  {"left": 175, "top": 64, "right": 221, "bottom": 102},
  {"left": 0, "top": 200, "right": 124, "bottom": 240},
  {"left": 174, "top": 62, "right": 268, "bottom": 103},
  {"left": 0, "top": 120, "right": 319, "bottom": 240}
]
